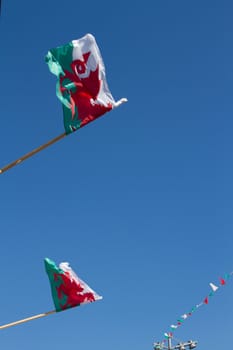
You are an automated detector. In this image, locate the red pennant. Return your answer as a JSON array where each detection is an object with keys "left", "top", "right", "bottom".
[
  {"left": 204, "top": 297, "right": 208, "bottom": 304},
  {"left": 220, "top": 278, "right": 226, "bottom": 285}
]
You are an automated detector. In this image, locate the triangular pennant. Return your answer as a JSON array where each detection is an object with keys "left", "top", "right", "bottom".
[
  {"left": 209, "top": 283, "right": 219, "bottom": 292},
  {"left": 181, "top": 314, "right": 188, "bottom": 319},
  {"left": 220, "top": 278, "right": 226, "bottom": 285}
]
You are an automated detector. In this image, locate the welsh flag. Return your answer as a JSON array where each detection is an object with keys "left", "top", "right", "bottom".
[
  {"left": 44, "top": 258, "right": 102, "bottom": 312},
  {"left": 46, "top": 33, "right": 127, "bottom": 134}
]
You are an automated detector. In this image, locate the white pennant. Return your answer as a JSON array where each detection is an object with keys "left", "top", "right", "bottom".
[
  {"left": 181, "top": 314, "right": 188, "bottom": 319},
  {"left": 209, "top": 282, "right": 219, "bottom": 292}
]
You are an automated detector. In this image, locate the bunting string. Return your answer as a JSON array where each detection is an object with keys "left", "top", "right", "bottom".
[{"left": 162, "top": 271, "right": 233, "bottom": 342}]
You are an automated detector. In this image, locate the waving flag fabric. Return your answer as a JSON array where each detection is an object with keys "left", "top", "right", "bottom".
[
  {"left": 44, "top": 258, "right": 102, "bottom": 312},
  {"left": 46, "top": 33, "right": 127, "bottom": 134}
]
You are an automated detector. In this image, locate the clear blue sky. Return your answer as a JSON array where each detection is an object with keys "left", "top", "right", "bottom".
[{"left": 0, "top": 1, "right": 233, "bottom": 349}]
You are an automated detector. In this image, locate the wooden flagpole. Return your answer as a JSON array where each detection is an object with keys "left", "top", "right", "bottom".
[
  {"left": 0, "top": 310, "right": 56, "bottom": 330},
  {"left": 0, "top": 132, "right": 67, "bottom": 174}
]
